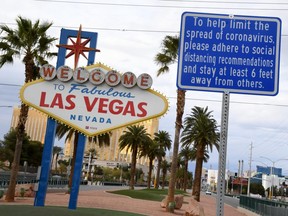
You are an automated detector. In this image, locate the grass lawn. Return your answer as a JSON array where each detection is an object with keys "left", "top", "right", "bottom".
[
  {"left": 108, "top": 188, "right": 189, "bottom": 202},
  {"left": 0, "top": 205, "right": 145, "bottom": 216}
]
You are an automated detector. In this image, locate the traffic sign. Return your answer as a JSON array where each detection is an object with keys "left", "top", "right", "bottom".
[{"left": 177, "top": 12, "right": 282, "bottom": 96}]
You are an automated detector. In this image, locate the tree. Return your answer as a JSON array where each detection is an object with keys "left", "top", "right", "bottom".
[
  {"left": 23, "top": 140, "right": 43, "bottom": 167},
  {"left": 181, "top": 106, "right": 220, "bottom": 202},
  {"left": 140, "top": 141, "right": 158, "bottom": 189},
  {"left": 55, "top": 124, "right": 110, "bottom": 189},
  {"left": 0, "top": 129, "right": 30, "bottom": 167},
  {"left": 153, "top": 130, "right": 171, "bottom": 189},
  {"left": 179, "top": 146, "right": 196, "bottom": 192},
  {"left": 86, "top": 148, "right": 98, "bottom": 181},
  {"left": 155, "top": 35, "right": 185, "bottom": 211},
  {"left": 52, "top": 146, "right": 62, "bottom": 172},
  {"left": 0, "top": 129, "right": 43, "bottom": 167},
  {"left": 161, "top": 159, "right": 170, "bottom": 189},
  {"left": 119, "top": 125, "right": 153, "bottom": 190},
  {"left": 179, "top": 145, "right": 209, "bottom": 191},
  {"left": 0, "top": 16, "right": 56, "bottom": 202},
  {"left": 250, "top": 183, "right": 265, "bottom": 197}
]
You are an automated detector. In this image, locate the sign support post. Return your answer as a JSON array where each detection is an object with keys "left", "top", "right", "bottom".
[
  {"left": 216, "top": 92, "right": 230, "bottom": 216},
  {"left": 34, "top": 118, "right": 57, "bottom": 206},
  {"left": 69, "top": 133, "right": 86, "bottom": 209}
]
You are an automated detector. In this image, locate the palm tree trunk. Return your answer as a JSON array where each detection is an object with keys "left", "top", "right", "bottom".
[
  {"left": 5, "top": 103, "right": 29, "bottom": 202},
  {"left": 183, "top": 159, "right": 188, "bottom": 192},
  {"left": 55, "top": 154, "right": 59, "bottom": 173},
  {"left": 147, "top": 158, "right": 153, "bottom": 189},
  {"left": 192, "top": 146, "right": 205, "bottom": 202},
  {"left": 5, "top": 54, "right": 34, "bottom": 202},
  {"left": 130, "top": 146, "right": 138, "bottom": 190},
  {"left": 88, "top": 155, "right": 93, "bottom": 181},
  {"left": 166, "top": 89, "right": 186, "bottom": 212},
  {"left": 162, "top": 172, "right": 166, "bottom": 189},
  {"left": 69, "top": 132, "right": 78, "bottom": 190},
  {"left": 156, "top": 157, "right": 162, "bottom": 189}
]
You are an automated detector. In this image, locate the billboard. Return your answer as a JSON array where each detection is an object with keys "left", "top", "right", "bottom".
[{"left": 20, "top": 63, "right": 168, "bottom": 137}]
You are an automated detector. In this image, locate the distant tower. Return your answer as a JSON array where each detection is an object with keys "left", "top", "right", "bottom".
[
  {"left": 241, "top": 160, "right": 244, "bottom": 177},
  {"left": 238, "top": 160, "right": 241, "bottom": 177}
]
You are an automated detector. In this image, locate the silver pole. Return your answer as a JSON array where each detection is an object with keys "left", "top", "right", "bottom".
[
  {"left": 247, "top": 142, "right": 253, "bottom": 196},
  {"left": 216, "top": 92, "right": 230, "bottom": 216}
]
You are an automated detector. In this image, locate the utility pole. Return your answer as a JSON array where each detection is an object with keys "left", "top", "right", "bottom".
[
  {"left": 241, "top": 160, "right": 244, "bottom": 177},
  {"left": 240, "top": 160, "right": 244, "bottom": 194},
  {"left": 226, "top": 160, "right": 229, "bottom": 194},
  {"left": 247, "top": 142, "right": 253, "bottom": 196}
]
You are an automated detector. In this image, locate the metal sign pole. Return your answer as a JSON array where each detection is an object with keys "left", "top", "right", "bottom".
[{"left": 216, "top": 92, "right": 230, "bottom": 216}]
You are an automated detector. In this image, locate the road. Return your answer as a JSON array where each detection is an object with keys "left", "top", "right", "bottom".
[
  {"left": 205, "top": 192, "right": 240, "bottom": 208},
  {"left": 224, "top": 195, "right": 240, "bottom": 208}
]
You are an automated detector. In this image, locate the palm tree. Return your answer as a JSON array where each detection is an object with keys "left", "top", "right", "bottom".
[
  {"left": 0, "top": 16, "right": 56, "bottom": 202},
  {"left": 179, "top": 146, "right": 196, "bottom": 192},
  {"left": 178, "top": 145, "right": 210, "bottom": 192},
  {"left": 56, "top": 124, "right": 110, "bottom": 189},
  {"left": 161, "top": 159, "right": 170, "bottom": 189},
  {"left": 153, "top": 130, "right": 171, "bottom": 189},
  {"left": 52, "top": 146, "right": 62, "bottom": 172},
  {"left": 86, "top": 148, "right": 98, "bottom": 181},
  {"left": 155, "top": 35, "right": 185, "bottom": 210},
  {"left": 140, "top": 141, "right": 158, "bottom": 189},
  {"left": 119, "top": 125, "right": 153, "bottom": 190},
  {"left": 181, "top": 106, "right": 220, "bottom": 202}
]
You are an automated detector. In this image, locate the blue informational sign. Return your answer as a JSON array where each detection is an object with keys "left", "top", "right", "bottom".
[{"left": 177, "top": 12, "right": 282, "bottom": 96}]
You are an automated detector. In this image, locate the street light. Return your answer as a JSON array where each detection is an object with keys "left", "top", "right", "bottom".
[{"left": 260, "top": 156, "right": 288, "bottom": 199}]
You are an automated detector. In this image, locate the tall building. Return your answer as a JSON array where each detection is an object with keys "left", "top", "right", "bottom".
[
  {"left": 11, "top": 106, "right": 159, "bottom": 173},
  {"left": 10, "top": 106, "right": 47, "bottom": 143},
  {"left": 257, "top": 165, "right": 282, "bottom": 176},
  {"left": 64, "top": 118, "right": 159, "bottom": 174}
]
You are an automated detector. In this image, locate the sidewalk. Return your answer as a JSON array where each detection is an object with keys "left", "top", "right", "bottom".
[{"left": 0, "top": 188, "right": 250, "bottom": 216}]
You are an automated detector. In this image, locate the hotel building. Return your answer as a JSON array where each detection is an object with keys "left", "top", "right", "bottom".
[{"left": 10, "top": 107, "right": 159, "bottom": 173}]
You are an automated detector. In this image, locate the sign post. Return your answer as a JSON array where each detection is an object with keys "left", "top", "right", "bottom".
[
  {"left": 217, "top": 92, "right": 230, "bottom": 215},
  {"left": 177, "top": 12, "right": 281, "bottom": 216}
]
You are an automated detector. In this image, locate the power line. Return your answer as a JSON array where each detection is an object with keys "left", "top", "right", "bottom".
[
  {"left": 0, "top": 83, "right": 287, "bottom": 108},
  {"left": 0, "top": 83, "right": 21, "bottom": 87},
  {"left": 167, "top": 96, "right": 288, "bottom": 107},
  {"left": 162, "top": 0, "right": 288, "bottom": 5},
  {"left": 35, "top": 0, "right": 288, "bottom": 10},
  {"left": 0, "top": 22, "right": 179, "bottom": 34},
  {"left": 1, "top": 22, "right": 288, "bottom": 36}
]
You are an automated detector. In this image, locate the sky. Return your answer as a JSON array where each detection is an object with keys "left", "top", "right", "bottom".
[{"left": 1, "top": 0, "right": 288, "bottom": 175}]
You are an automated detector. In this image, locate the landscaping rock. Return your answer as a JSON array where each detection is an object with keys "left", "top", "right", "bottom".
[
  {"left": 184, "top": 199, "right": 205, "bottom": 216},
  {"left": 160, "top": 194, "right": 184, "bottom": 209},
  {"left": 175, "top": 195, "right": 184, "bottom": 209},
  {"left": 160, "top": 196, "right": 168, "bottom": 208},
  {"left": 15, "top": 184, "right": 35, "bottom": 197}
]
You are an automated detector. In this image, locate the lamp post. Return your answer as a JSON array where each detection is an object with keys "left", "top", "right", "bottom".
[{"left": 260, "top": 157, "right": 288, "bottom": 199}]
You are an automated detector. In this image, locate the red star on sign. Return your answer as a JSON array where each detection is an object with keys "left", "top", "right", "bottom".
[{"left": 56, "top": 25, "right": 100, "bottom": 69}]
